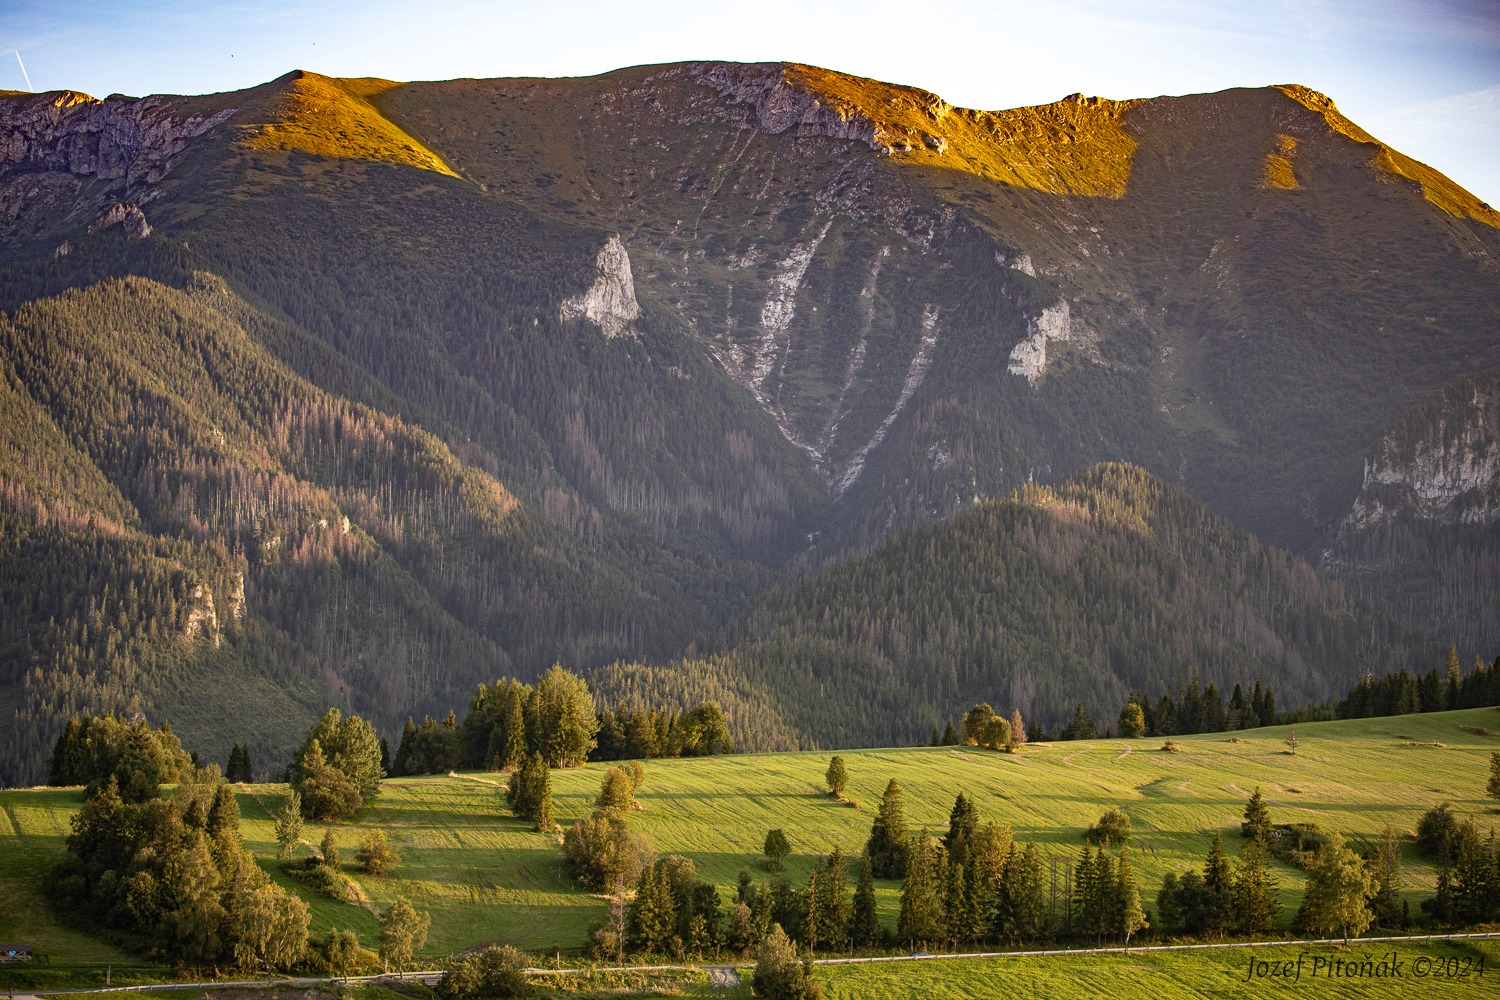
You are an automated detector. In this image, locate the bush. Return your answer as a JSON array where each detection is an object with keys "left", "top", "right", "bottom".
[
  {"left": 439, "top": 945, "right": 531, "bottom": 998},
  {"left": 979, "top": 717, "right": 1013, "bottom": 751},
  {"left": 356, "top": 830, "right": 400, "bottom": 875},
  {"left": 1088, "top": 807, "right": 1131, "bottom": 845},
  {"left": 562, "top": 810, "right": 649, "bottom": 890},
  {"left": 1266, "top": 822, "right": 1331, "bottom": 870},
  {"left": 1415, "top": 803, "right": 1459, "bottom": 862},
  {"left": 753, "top": 924, "right": 822, "bottom": 999}
]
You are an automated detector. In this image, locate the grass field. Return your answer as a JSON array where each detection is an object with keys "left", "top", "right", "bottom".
[{"left": 3, "top": 707, "right": 1499, "bottom": 988}]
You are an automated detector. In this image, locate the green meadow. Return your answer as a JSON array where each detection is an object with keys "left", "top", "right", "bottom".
[{"left": 3, "top": 708, "right": 1499, "bottom": 989}]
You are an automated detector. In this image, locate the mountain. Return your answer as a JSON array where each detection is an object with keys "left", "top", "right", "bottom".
[
  {"left": 602, "top": 462, "right": 1417, "bottom": 750},
  {"left": 0, "top": 63, "right": 1495, "bottom": 780}
]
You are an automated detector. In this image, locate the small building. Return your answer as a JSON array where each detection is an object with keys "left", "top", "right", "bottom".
[{"left": 0, "top": 945, "right": 32, "bottom": 962}]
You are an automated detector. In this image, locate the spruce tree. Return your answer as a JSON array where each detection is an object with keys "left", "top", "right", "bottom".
[
  {"left": 897, "top": 831, "right": 945, "bottom": 948},
  {"left": 849, "top": 855, "right": 880, "bottom": 946},
  {"left": 1488, "top": 752, "right": 1500, "bottom": 802},
  {"left": 1071, "top": 843, "right": 1097, "bottom": 940},
  {"left": 866, "top": 779, "right": 909, "bottom": 879},
  {"left": 943, "top": 792, "right": 979, "bottom": 869},
  {"left": 1241, "top": 787, "right": 1271, "bottom": 842},
  {"left": 992, "top": 841, "right": 1035, "bottom": 943},
  {"left": 1202, "top": 831, "right": 1234, "bottom": 935},
  {"left": 815, "top": 846, "right": 851, "bottom": 948},
  {"left": 1368, "top": 825, "right": 1404, "bottom": 926},
  {"left": 392, "top": 717, "right": 418, "bottom": 777},
  {"left": 502, "top": 694, "right": 527, "bottom": 770},
  {"left": 1234, "top": 837, "right": 1281, "bottom": 934},
  {"left": 1064, "top": 703, "right": 1099, "bottom": 740},
  {"left": 629, "top": 863, "right": 678, "bottom": 954}
]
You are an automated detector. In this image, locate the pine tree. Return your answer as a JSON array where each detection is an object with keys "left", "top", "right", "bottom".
[
  {"left": 994, "top": 841, "right": 1047, "bottom": 944},
  {"left": 1118, "top": 702, "right": 1146, "bottom": 738},
  {"left": 866, "top": 779, "right": 909, "bottom": 879},
  {"left": 1116, "top": 845, "right": 1147, "bottom": 947},
  {"left": 1487, "top": 752, "right": 1500, "bottom": 802},
  {"left": 941, "top": 721, "right": 959, "bottom": 746},
  {"left": 849, "top": 855, "right": 880, "bottom": 947},
  {"left": 1241, "top": 787, "right": 1271, "bottom": 842}
]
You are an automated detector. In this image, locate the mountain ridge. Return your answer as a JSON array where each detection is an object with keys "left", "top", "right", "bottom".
[{"left": 1, "top": 59, "right": 1495, "bottom": 781}]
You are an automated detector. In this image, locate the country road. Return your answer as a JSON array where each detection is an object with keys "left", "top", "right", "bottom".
[{"left": 19, "top": 930, "right": 1500, "bottom": 997}]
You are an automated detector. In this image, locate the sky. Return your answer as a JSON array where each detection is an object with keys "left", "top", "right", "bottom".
[{"left": 2, "top": 0, "right": 1498, "bottom": 205}]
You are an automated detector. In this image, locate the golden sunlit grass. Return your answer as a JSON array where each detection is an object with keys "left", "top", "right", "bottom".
[
  {"left": 786, "top": 63, "right": 1140, "bottom": 198},
  {"left": 242, "top": 71, "right": 458, "bottom": 177},
  {"left": 1261, "top": 133, "right": 1300, "bottom": 190},
  {"left": 1276, "top": 84, "right": 1498, "bottom": 225}
]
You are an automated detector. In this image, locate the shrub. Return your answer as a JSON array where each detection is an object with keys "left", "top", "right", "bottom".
[
  {"left": 753, "top": 924, "right": 822, "bottom": 999},
  {"left": 356, "top": 830, "right": 399, "bottom": 876},
  {"left": 1415, "top": 803, "right": 1459, "bottom": 862},
  {"left": 1088, "top": 807, "right": 1131, "bottom": 845},
  {"left": 439, "top": 945, "right": 531, "bottom": 998}
]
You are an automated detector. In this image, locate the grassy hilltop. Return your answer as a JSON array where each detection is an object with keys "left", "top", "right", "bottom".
[{"left": 3, "top": 707, "right": 1500, "bottom": 989}]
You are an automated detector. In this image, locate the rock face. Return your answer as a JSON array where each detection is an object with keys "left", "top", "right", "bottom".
[
  {"left": 1007, "top": 300, "right": 1072, "bottom": 382},
  {"left": 0, "top": 90, "right": 236, "bottom": 184},
  {"left": 87, "top": 202, "right": 151, "bottom": 238},
  {"left": 559, "top": 234, "right": 640, "bottom": 339},
  {"left": 688, "top": 62, "right": 886, "bottom": 149},
  {"left": 1343, "top": 371, "right": 1500, "bottom": 529}
]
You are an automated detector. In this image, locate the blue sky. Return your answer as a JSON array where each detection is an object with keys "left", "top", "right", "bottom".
[{"left": 3, "top": 0, "right": 1497, "bottom": 205}]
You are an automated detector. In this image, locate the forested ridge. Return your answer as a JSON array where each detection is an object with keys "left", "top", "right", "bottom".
[{"left": 645, "top": 464, "right": 1431, "bottom": 750}]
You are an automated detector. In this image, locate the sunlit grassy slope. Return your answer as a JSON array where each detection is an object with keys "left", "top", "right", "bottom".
[{"left": 3, "top": 707, "right": 1498, "bottom": 978}]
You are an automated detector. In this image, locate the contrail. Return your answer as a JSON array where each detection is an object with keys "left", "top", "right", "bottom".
[{"left": 15, "top": 50, "right": 33, "bottom": 92}]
